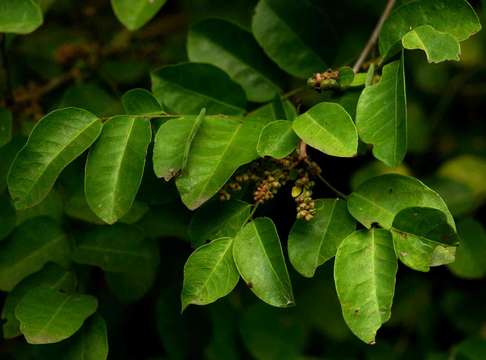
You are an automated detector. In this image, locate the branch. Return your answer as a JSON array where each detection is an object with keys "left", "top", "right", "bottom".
[{"left": 353, "top": 0, "right": 396, "bottom": 73}]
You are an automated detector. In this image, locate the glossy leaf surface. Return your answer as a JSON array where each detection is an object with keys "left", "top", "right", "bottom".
[
  {"left": 356, "top": 59, "right": 407, "bottom": 167},
  {"left": 288, "top": 199, "right": 356, "bottom": 278},
  {"left": 334, "top": 229, "right": 397, "bottom": 344},
  {"left": 233, "top": 218, "right": 294, "bottom": 308},
  {"left": 182, "top": 237, "right": 239, "bottom": 310},
  {"left": 8, "top": 108, "right": 102, "bottom": 209},
  {"left": 85, "top": 115, "right": 151, "bottom": 224}
]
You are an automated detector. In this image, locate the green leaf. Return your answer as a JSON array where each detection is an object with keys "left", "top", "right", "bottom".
[
  {"left": 85, "top": 115, "right": 152, "bottom": 224},
  {"left": 391, "top": 207, "right": 459, "bottom": 272},
  {"left": 205, "top": 302, "right": 240, "bottom": 360},
  {"left": 288, "top": 199, "right": 356, "bottom": 278},
  {"left": 293, "top": 102, "right": 358, "bottom": 158},
  {"left": 0, "top": 108, "right": 12, "bottom": 147},
  {"left": 427, "top": 176, "right": 476, "bottom": 217},
  {"left": 176, "top": 116, "right": 265, "bottom": 210},
  {"left": 121, "top": 88, "right": 162, "bottom": 115},
  {"left": 15, "top": 287, "right": 98, "bottom": 344},
  {"left": 188, "top": 18, "right": 284, "bottom": 102},
  {"left": 347, "top": 174, "right": 455, "bottom": 230},
  {"left": 248, "top": 97, "right": 297, "bottom": 121},
  {"left": 8, "top": 108, "right": 102, "bottom": 210},
  {"left": 111, "top": 0, "right": 167, "bottom": 31},
  {"left": 257, "top": 120, "right": 299, "bottom": 159},
  {"left": 61, "top": 84, "right": 122, "bottom": 117},
  {"left": 379, "top": 0, "right": 481, "bottom": 59},
  {"left": 233, "top": 217, "right": 294, "bottom": 308},
  {"left": 438, "top": 155, "right": 486, "bottom": 200},
  {"left": 15, "top": 189, "right": 63, "bottom": 226},
  {"left": 356, "top": 58, "right": 407, "bottom": 167},
  {"left": 350, "top": 160, "right": 411, "bottom": 191},
  {"left": 0, "top": 137, "right": 26, "bottom": 193},
  {"left": 105, "top": 267, "right": 157, "bottom": 304},
  {"left": 453, "top": 338, "right": 486, "bottom": 359},
  {"left": 73, "top": 224, "right": 159, "bottom": 273},
  {"left": 334, "top": 229, "right": 397, "bottom": 344},
  {"left": 0, "top": 218, "right": 70, "bottom": 291},
  {"left": 402, "top": 25, "right": 461, "bottom": 63},
  {"left": 153, "top": 110, "right": 205, "bottom": 181},
  {"left": 449, "top": 218, "right": 486, "bottom": 279},
  {"left": 64, "top": 314, "right": 108, "bottom": 360},
  {"left": 0, "top": 193, "right": 16, "bottom": 241},
  {"left": 252, "top": 0, "right": 333, "bottom": 78},
  {"left": 1, "top": 263, "right": 76, "bottom": 339},
  {"left": 66, "top": 186, "right": 147, "bottom": 225},
  {"left": 0, "top": 0, "right": 43, "bottom": 34},
  {"left": 181, "top": 237, "right": 239, "bottom": 310},
  {"left": 188, "top": 200, "right": 251, "bottom": 248},
  {"left": 151, "top": 63, "right": 246, "bottom": 115}
]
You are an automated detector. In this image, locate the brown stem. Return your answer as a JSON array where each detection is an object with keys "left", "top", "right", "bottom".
[
  {"left": 298, "top": 141, "right": 308, "bottom": 160},
  {"left": 352, "top": 0, "right": 396, "bottom": 73}
]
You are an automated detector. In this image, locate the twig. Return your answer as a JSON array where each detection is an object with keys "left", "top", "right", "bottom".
[
  {"left": 305, "top": 159, "right": 347, "bottom": 199},
  {"left": 353, "top": 0, "right": 396, "bottom": 73},
  {"left": 298, "top": 140, "right": 308, "bottom": 160}
]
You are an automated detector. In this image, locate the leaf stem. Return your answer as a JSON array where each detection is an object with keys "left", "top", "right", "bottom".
[
  {"left": 245, "top": 203, "right": 260, "bottom": 225},
  {"left": 352, "top": 0, "right": 396, "bottom": 73}
]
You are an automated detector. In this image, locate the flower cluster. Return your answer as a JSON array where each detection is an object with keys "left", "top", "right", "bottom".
[
  {"left": 292, "top": 173, "right": 316, "bottom": 221},
  {"left": 219, "top": 152, "right": 322, "bottom": 221},
  {"left": 307, "top": 69, "right": 340, "bottom": 91}
]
